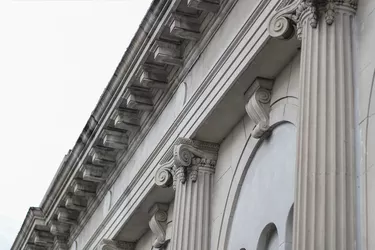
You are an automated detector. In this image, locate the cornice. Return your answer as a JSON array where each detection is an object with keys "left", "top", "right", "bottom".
[
  {"left": 13, "top": 0, "right": 237, "bottom": 249},
  {"left": 80, "top": 0, "right": 277, "bottom": 248}
]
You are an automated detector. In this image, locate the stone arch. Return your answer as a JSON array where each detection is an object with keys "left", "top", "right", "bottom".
[{"left": 216, "top": 102, "right": 298, "bottom": 250}]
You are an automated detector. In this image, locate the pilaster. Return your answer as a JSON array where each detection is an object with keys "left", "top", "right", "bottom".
[
  {"left": 268, "top": 1, "right": 357, "bottom": 249},
  {"left": 155, "top": 138, "right": 219, "bottom": 250}
]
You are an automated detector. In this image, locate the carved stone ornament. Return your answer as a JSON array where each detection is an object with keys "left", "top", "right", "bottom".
[
  {"left": 148, "top": 203, "right": 169, "bottom": 249},
  {"left": 155, "top": 138, "right": 218, "bottom": 190},
  {"left": 268, "top": 0, "right": 358, "bottom": 40},
  {"left": 97, "top": 239, "right": 136, "bottom": 250},
  {"left": 245, "top": 78, "right": 273, "bottom": 139}
]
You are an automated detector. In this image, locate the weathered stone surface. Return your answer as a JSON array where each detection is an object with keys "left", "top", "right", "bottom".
[
  {"left": 139, "top": 66, "right": 169, "bottom": 89},
  {"left": 91, "top": 148, "right": 116, "bottom": 168},
  {"left": 153, "top": 40, "right": 182, "bottom": 66},
  {"left": 57, "top": 208, "right": 80, "bottom": 225},
  {"left": 102, "top": 129, "right": 129, "bottom": 150},
  {"left": 83, "top": 164, "right": 107, "bottom": 183},
  {"left": 187, "top": 0, "right": 220, "bottom": 12},
  {"left": 34, "top": 230, "right": 54, "bottom": 246},
  {"left": 65, "top": 195, "right": 88, "bottom": 211},
  {"left": 113, "top": 109, "right": 140, "bottom": 132},
  {"left": 169, "top": 14, "right": 201, "bottom": 40},
  {"left": 72, "top": 179, "right": 97, "bottom": 197},
  {"left": 49, "top": 220, "right": 70, "bottom": 236}
]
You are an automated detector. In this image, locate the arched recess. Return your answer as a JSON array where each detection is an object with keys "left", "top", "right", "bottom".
[
  {"left": 216, "top": 102, "right": 298, "bottom": 250},
  {"left": 257, "top": 223, "right": 279, "bottom": 250},
  {"left": 284, "top": 205, "right": 294, "bottom": 250}
]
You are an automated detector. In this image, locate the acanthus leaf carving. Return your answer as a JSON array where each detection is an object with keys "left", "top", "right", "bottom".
[{"left": 245, "top": 78, "right": 273, "bottom": 139}]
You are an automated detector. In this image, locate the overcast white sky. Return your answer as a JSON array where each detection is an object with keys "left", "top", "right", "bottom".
[{"left": 0, "top": 0, "right": 152, "bottom": 248}]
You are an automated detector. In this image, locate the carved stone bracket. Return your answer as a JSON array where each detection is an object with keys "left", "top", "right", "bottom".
[
  {"left": 97, "top": 239, "right": 136, "bottom": 250},
  {"left": 72, "top": 179, "right": 97, "bottom": 197},
  {"left": 155, "top": 138, "right": 218, "bottom": 190},
  {"left": 25, "top": 244, "right": 46, "bottom": 250},
  {"left": 33, "top": 230, "right": 54, "bottom": 247},
  {"left": 187, "top": 0, "right": 220, "bottom": 13},
  {"left": 125, "top": 87, "right": 154, "bottom": 111},
  {"left": 113, "top": 108, "right": 140, "bottom": 132},
  {"left": 245, "top": 78, "right": 273, "bottom": 139},
  {"left": 65, "top": 195, "right": 88, "bottom": 211},
  {"left": 268, "top": 0, "right": 358, "bottom": 40},
  {"left": 140, "top": 65, "right": 169, "bottom": 89},
  {"left": 102, "top": 129, "right": 129, "bottom": 150},
  {"left": 148, "top": 203, "right": 169, "bottom": 249},
  {"left": 49, "top": 220, "right": 70, "bottom": 237},
  {"left": 83, "top": 164, "right": 107, "bottom": 183},
  {"left": 90, "top": 148, "right": 116, "bottom": 168},
  {"left": 169, "top": 14, "right": 201, "bottom": 41},
  {"left": 56, "top": 208, "right": 79, "bottom": 225},
  {"left": 152, "top": 40, "right": 183, "bottom": 66},
  {"left": 52, "top": 236, "right": 68, "bottom": 250}
]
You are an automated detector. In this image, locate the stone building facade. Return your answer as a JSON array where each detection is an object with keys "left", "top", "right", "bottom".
[{"left": 11, "top": 0, "right": 375, "bottom": 249}]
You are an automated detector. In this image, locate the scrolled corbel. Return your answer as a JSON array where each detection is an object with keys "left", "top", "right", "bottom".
[
  {"left": 245, "top": 78, "right": 273, "bottom": 139},
  {"left": 148, "top": 203, "right": 169, "bottom": 249}
]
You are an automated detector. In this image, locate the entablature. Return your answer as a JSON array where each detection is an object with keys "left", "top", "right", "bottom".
[{"left": 12, "top": 0, "right": 238, "bottom": 249}]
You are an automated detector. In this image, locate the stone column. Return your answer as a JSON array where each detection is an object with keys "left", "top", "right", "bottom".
[
  {"left": 268, "top": 1, "right": 357, "bottom": 249},
  {"left": 155, "top": 139, "right": 218, "bottom": 250}
]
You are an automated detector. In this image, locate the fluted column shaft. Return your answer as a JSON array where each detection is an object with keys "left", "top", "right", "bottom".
[
  {"left": 171, "top": 160, "right": 214, "bottom": 250},
  {"left": 293, "top": 4, "right": 357, "bottom": 250},
  {"left": 268, "top": 1, "right": 357, "bottom": 249}
]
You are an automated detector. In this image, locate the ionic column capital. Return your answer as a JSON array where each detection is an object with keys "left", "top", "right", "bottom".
[
  {"left": 268, "top": 0, "right": 357, "bottom": 40},
  {"left": 155, "top": 138, "right": 218, "bottom": 189}
]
